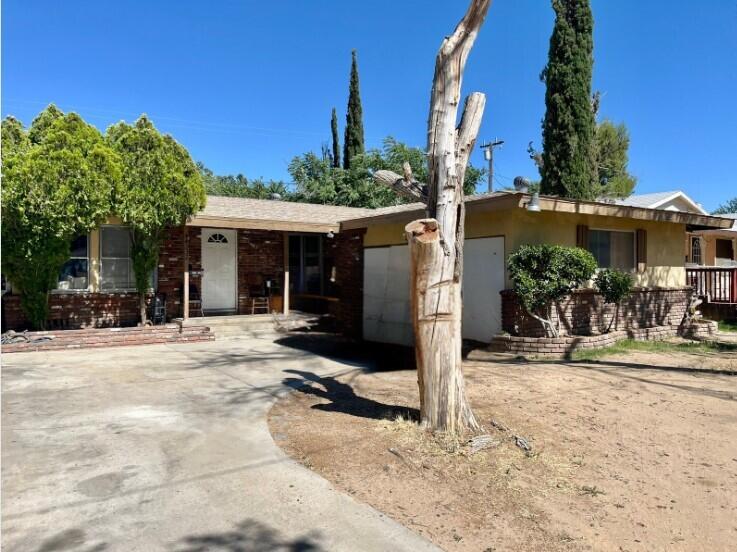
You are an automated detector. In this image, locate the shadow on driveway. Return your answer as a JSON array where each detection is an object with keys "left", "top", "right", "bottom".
[
  {"left": 172, "top": 518, "right": 323, "bottom": 552},
  {"left": 282, "top": 369, "right": 419, "bottom": 422}
]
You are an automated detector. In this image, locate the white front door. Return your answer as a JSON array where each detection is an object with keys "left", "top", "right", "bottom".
[{"left": 201, "top": 229, "right": 237, "bottom": 312}]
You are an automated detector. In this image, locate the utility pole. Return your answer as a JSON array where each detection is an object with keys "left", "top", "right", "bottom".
[{"left": 479, "top": 139, "right": 504, "bottom": 192}]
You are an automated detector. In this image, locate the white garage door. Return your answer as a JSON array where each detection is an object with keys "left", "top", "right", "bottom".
[
  {"left": 461, "top": 237, "right": 505, "bottom": 342},
  {"left": 363, "top": 245, "right": 413, "bottom": 346},
  {"left": 363, "top": 236, "right": 505, "bottom": 345}
]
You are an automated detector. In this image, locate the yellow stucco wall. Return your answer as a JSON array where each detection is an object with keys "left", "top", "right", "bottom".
[{"left": 363, "top": 208, "right": 687, "bottom": 288}]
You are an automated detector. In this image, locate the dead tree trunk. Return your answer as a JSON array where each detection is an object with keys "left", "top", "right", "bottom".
[{"left": 403, "top": 0, "right": 490, "bottom": 433}]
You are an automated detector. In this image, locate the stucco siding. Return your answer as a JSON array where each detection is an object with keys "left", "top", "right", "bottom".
[{"left": 363, "top": 208, "right": 687, "bottom": 288}]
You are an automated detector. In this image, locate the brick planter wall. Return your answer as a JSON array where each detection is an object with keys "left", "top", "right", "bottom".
[
  {"left": 501, "top": 287, "right": 692, "bottom": 337},
  {"left": 490, "top": 326, "right": 679, "bottom": 358},
  {"left": 680, "top": 319, "right": 719, "bottom": 339}
]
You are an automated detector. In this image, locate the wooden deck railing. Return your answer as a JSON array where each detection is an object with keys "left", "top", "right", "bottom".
[{"left": 686, "top": 267, "right": 737, "bottom": 303}]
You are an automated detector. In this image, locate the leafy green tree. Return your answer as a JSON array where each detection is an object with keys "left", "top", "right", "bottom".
[
  {"left": 508, "top": 244, "right": 597, "bottom": 337},
  {"left": 540, "top": 0, "right": 597, "bottom": 200},
  {"left": 595, "top": 120, "right": 636, "bottom": 198},
  {"left": 290, "top": 137, "right": 485, "bottom": 208},
  {"left": 593, "top": 268, "right": 633, "bottom": 332},
  {"left": 712, "top": 198, "right": 737, "bottom": 215},
  {"left": 197, "top": 162, "right": 290, "bottom": 199},
  {"left": 107, "top": 116, "right": 206, "bottom": 324},
  {"left": 343, "top": 50, "right": 365, "bottom": 169},
  {"left": 1, "top": 106, "right": 120, "bottom": 328},
  {"left": 331, "top": 108, "right": 341, "bottom": 169}
]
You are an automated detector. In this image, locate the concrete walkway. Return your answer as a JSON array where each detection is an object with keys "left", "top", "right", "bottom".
[{"left": 2, "top": 336, "right": 439, "bottom": 551}]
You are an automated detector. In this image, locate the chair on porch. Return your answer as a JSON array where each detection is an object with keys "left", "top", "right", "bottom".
[{"left": 249, "top": 284, "right": 270, "bottom": 314}]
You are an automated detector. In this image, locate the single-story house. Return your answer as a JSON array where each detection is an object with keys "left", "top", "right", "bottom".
[{"left": 2, "top": 192, "right": 733, "bottom": 342}]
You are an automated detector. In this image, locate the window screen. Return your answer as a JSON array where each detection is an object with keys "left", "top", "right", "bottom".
[
  {"left": 588, "top": 230, "right": 635, "bottom": 270},
  {"left": 100, "top": 227, "right": 135, "bottom": 290}
]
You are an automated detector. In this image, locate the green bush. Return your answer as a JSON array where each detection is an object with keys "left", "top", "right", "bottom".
[
  {"left": 594, "top": 268, "right": 633, "bottom": 333},
  {"left": 594, "top": 269, "right": 633, "bottom": 304},
  {"left": 507, "top": 244, "right": 597, "bottom": 337}
]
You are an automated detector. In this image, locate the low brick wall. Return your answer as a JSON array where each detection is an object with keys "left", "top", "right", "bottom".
[
  {"left": 501, "top": 287, "right": 691, "bottom": 337},
  {"left": 1, "top": 324, "right": 214, "bottom": 353},
  {"left": 490, "top": 326, "right": 679, "bottom": 358},
  {"left": 2, "top": 292, "right": 144, "bottom": 332},
  {"left": 680, "top": 319, "right": 719, "bottom": 339},
  {"left": 490, "top": 320, "right": 720, "bottom": 358}
]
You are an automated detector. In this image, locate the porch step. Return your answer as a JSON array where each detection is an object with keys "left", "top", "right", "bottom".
[{"left": 187, "top": 312, "right": 322, "bottom": 340}]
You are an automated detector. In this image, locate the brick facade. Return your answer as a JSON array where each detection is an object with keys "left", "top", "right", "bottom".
[
  {"left": 501, "top": 287, "right": 692, "bottom": 337},
  {"left": 328, "top": 228, "right": 365, "bottom": 338},
  {"left": 2, "top": 226, "right": 365, "bottom": 336},
  {"left": 236, "top": 230, "right": 284, "bottom": 314},
  {"left": 2, "top": 292, "right": 142, "bottom": 331}
]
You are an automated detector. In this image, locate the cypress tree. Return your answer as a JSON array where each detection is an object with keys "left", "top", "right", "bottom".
[
  {"left": 331, "top": 107, "right": 341, "bottom": 168},
  {"left": 540, "top": 0, "right": 597, "bottom": 199},
  {"left": 343, "top": 49, "right": 365, "bottom": 169}
]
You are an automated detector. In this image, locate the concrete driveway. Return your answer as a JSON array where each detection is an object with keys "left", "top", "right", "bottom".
[{"left": 2, "top": 335, "right": 438, "bottom": 552}]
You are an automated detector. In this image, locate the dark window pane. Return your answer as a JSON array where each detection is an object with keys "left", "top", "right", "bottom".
[
  {"left": 101, "top": 227, "right": 130, "bottom": 258},
  {"left": 716, "top": 239, "right": 734, "bottom": 260},
  {"left": 303, "top": 236, "right": 320, "bottom": 255},
  {"left": 70, "top": 235, "right": 88, "bottom": 258},
  {"left": 588, "top": 230, "right": 611, "bottom": 268}
]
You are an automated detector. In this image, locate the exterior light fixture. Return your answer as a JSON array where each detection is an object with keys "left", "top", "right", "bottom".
[
  {"left": 526, "top": 192, "right": 541, "bottom": 212},
  {"left": 326, "top": 230, "right": 335, "bottom": 239}
]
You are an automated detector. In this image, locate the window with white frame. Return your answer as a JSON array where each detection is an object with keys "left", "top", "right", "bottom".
[
  {"left": 100, "top": 226, "right": 135, "bottom": 290},
  {"left": 587, "top": 229, "right": 635, "bottom": 271},
  {"left": 690, "top": 236, "right": 702, "bottom": 265},
  {"left": 57, "top": 235, "right": 90, "bottom": 290}
]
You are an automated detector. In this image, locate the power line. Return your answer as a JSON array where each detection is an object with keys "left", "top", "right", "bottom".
[{"left": 2, "top": 98, "right": 330, "bottom": 138}]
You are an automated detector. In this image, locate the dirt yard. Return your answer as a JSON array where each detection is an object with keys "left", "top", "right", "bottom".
[{"left": 269, "top": 347, "right": 737, "bottom": 552}]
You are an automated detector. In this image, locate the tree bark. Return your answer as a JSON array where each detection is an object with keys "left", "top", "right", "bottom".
[
  {"left": 139, "top": 294, "right": 147, "bottom": 327},
  {"left": 404, "top": 0, "right": 491, "bottom": 434}
]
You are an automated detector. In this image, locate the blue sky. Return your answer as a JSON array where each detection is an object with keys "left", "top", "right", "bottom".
[{"left": 3, "top": 1, "right": 736, "bottom": 211}]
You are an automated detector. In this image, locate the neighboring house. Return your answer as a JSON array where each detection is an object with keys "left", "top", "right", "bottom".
[
  {"left": 1, "top": 192, "right": 732, "bottom": 342},
  {"left": 611, "top": 190, "right": 708, "bottom": 215},
  {"left": 686, "top": 214, "right": 737, "bottom": 268},
  {"left": 608, "top": 189, "right": 736, "bottom": 267}
]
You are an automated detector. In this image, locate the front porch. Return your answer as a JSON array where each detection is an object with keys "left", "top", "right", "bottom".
[{"left": 157, "top": 223, "right": 365, "bottom": 337}]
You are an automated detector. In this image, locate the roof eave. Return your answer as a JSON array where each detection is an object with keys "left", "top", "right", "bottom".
[{"left": 188, "top": 215, "right": 339, "bottom": 233}]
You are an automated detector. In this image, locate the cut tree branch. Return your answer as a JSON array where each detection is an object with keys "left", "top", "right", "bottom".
[{"left": 373, "top": 169, "right": 428, "bottom": 202}]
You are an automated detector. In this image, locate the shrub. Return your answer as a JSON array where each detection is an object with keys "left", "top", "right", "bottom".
[
  {"left": 507, "top": 244, "right": 597, "bottom": 337},
  {"left": 594, "top": 269, "right": 633, "bottom": 304},
  {"left": 1, "top": 107, "right": 120, "bottom": 329},
  {"left": 594, "top": 268, "right": 633, "bottom": 332}
]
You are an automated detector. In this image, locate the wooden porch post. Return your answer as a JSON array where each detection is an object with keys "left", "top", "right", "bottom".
[
  {"left": 183, "top": 224, "right": 189, "bottom": 320},
  {"left": 283, "top": 232, "right": 290, "bottom": 315}
]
